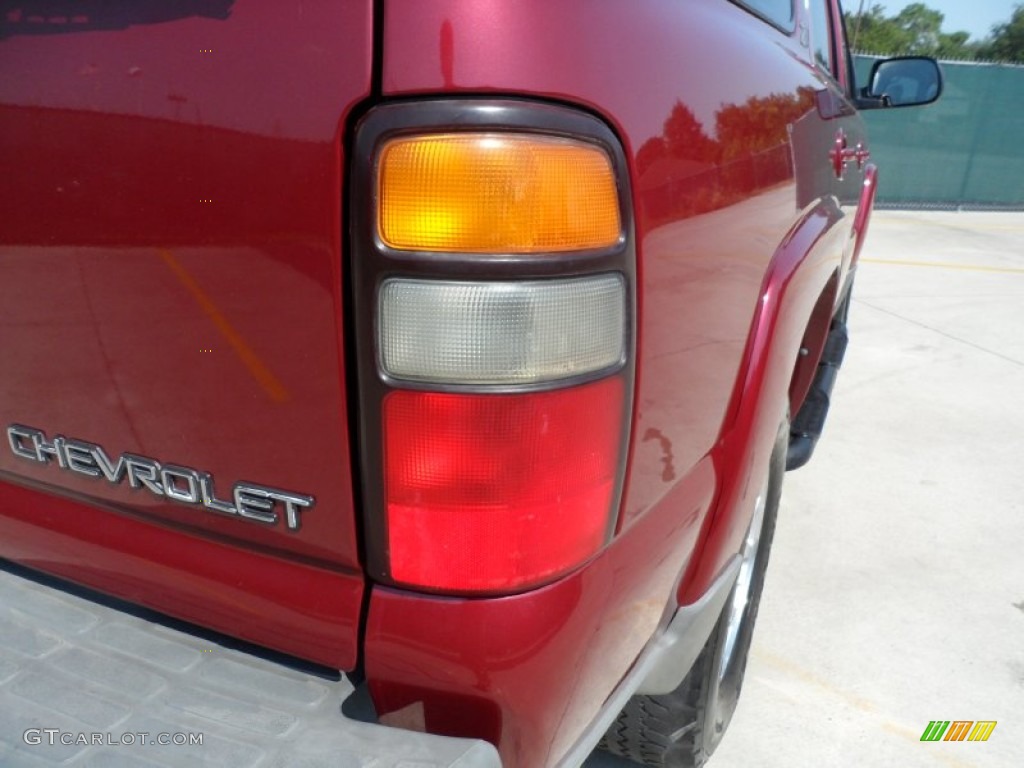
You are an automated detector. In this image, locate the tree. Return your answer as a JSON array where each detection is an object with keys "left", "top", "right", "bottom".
[
  {"left": 846, "top": 2, "right": 976, "bottom": 58},
  {"left": 935, "top": 31, "right": 977, "bottom": 60},
  {"left": 848, "top": 4, "right": 912, "bottom": 54},
  {"left": 893, "top": 3, "right": 943, "bottom": 53},
  {"left": 979, "top": 4, "right": 1024, "bottom": 62}
]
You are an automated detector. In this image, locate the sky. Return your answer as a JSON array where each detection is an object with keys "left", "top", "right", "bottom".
[{"left": 861, "top": 1, "right": 1020, "bottom": 41}]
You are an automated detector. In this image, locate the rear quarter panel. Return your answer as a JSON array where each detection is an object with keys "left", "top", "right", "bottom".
[{"left": 369, "top": 0, "right": 864, "bottom": 764}]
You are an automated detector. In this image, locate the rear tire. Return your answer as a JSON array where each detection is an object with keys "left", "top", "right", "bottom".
[{"left": 599, "top": 424, "right": 787, "bottom": 766}]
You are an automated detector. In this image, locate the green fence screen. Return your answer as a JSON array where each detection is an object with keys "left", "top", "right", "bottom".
[{"left": 853, "top": 55, "right": 1024, "bottom": 210}]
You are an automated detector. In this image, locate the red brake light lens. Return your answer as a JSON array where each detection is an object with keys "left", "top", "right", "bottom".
[{"left": 383, "top": 378, "right": 625, "bottom": 592}]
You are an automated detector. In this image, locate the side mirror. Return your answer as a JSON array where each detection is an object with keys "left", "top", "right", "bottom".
[{"left": 859, "top": 56, "right": 942, "bottom": 109}]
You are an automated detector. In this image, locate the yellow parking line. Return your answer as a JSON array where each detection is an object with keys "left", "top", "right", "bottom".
[
  {"left": 755, "top": 650, "right": 979, "bottom": 768},
  {"left": 861, "top": 258, "right": 1024, "bottom": 275},
  {"left": 159, "top": 249, "right": 290, "bottom": 403}
]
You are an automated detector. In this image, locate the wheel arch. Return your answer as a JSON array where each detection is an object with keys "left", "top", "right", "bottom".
[
  {"left": 677, "top": 199, "right": 846, "bottom": 607},
  {"left": 787, "top": 268, "right": 841, "bottom": 420}
]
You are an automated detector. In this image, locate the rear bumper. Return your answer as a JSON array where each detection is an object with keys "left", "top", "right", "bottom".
[
  {"left": 0, "top": 476, "right": 363, "bottom": 670},
  {"left": 0, "top": 562, "right": 501, "bottom": 768}
]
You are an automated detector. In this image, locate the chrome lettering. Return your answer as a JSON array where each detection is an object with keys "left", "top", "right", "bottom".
[
  {"left": 63, "top": 440, "right": 102, "bottom": 478},
  {"left": 198, "top": 472, "right": 237, "bottom": 515},
  {"left": 7, "top": 425, "right": 39, "bottom": 461},
  {"left": 229, "top": 484, "right": 314, "bottom": 531},
  {"left": 31, "top": 431, "right": 68, "bottom": 468},
  {"left": 6, "top": 425, "right": 314, "bottom": 533},
  {"left": 233, "top": 485, "right": 278, "bottom": 525},
  {"left": 160, "top": 465, "right": 201, "bottom": 504},
  {"left": 124, "top": 454, "right": 164, "bottom": 495},
  {"left": 268, "top": 488, "right": 314, "bottom": 531},
  {"left": 91, "top": 444, "right": 129, "bottom": 484}
]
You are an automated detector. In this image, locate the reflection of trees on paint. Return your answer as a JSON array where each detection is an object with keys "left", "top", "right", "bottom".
[
  {"left": 716, "top": 88, "right": 815, "bottom": 158},
  {"left": 636, "top": 88, "right": 816, "bottom": 227},
  {"left": 664, "top": 102, "right": 720, "bottom": 164},
  {"left": 635, "top": 102, "right": 714, "bottom": 179}
]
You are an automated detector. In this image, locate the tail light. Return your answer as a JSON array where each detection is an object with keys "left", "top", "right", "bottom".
[
  {"left": 350, "top": 101, "right": 636, "bottom": 594},
  {"left": 378, "top": 133, "right": 621, "bottom": 253}
]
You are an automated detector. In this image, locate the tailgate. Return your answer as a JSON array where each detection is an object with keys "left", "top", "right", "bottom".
[
  {"left": 0, "top": 564, "right": 501, "bottom": 768},
  {"left": 0, "top": 2, "right": 372, "bottom": 668}
]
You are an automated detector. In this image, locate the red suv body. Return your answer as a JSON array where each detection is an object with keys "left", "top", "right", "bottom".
[{"left": 0, "top": 2, "right": 938, "bottom": 766}]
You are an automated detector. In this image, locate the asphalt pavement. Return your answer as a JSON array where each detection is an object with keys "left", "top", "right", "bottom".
[{"left": 587, "top": 211, "right": 1024, "bottom": 768}]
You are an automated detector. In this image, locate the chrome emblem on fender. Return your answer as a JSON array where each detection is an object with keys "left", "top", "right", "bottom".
[{"left": 6, "top": 425, "right": 314, "bottom": 532}]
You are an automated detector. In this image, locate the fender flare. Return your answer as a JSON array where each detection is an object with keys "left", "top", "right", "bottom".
[
  {"left": 677, "top": 198, "right": 846, "bottom": 605},
  {"left": 851, "top": 164, "right": 879, "bottom": 267}
]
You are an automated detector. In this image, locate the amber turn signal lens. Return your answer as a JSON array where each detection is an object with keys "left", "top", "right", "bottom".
[{"left": 378, "top": 133, "right": 621, "bottom": 253}]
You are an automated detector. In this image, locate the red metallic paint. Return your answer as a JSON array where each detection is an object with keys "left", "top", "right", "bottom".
[
  {"left": 679, "top": 200, "right": 847, "bottom": 606},
  {"left": 1, "top": 478, "right": 361, "bottom": 668},
  {"left": 369, "top": 0, "right": 869, "bottom": 763},
  {"left": 1, "top": 0, "right": 875, "bottom": 764},
  {"left": 852, "top": 164, "right": 880, "bottom": 265},
  {"left": 367, "top": 458, "right": 717, "bottom": 768},
  {"left": 0, "top": 1, "right": 375, "bottom": 666}
]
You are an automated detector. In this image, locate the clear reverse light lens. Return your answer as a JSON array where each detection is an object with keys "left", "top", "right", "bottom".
[{"left": 380, "top": 274, "right": 626, "bottom": 385}]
